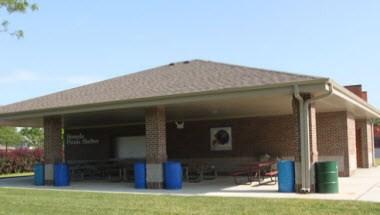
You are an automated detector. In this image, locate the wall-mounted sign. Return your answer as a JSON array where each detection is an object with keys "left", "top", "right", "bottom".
[
  {"left": 210, "top": 127, "right": 232, "bottom": 151},
  {"left": 66, "top": 133, "right": 100, "bottom": 145}
]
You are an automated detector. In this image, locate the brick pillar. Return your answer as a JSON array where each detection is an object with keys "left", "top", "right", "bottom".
[
  {"left": 370, "top": 123, "right": 376, "bottom": 167},
  {"left": 43, "top": 116, "right": 63, "bottom": 184},
  {"left": 346, "top": 113, "right": 357, "bottom": 176},
  {"left": 292, "top": 96, "right": 302, "bottom": 192},
  {"left": 145, "top": 106, "right": 167, "bottom": 189},
  {"left": 356, "top": 120, "right": 374, "bottom": 168},
  {"left": 308, "top": 103, "right": 318, "bottom": 192}
]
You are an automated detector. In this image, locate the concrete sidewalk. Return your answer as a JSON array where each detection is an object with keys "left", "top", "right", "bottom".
[{"left": 1, "top": 167, "right": 379, "bottom": 202}]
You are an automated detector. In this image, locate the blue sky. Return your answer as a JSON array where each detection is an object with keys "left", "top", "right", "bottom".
[{"left": 1, "top": 0, "right": 380, "bottom": 107}]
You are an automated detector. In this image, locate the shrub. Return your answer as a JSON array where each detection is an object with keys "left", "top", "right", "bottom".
[{"left": 0, "top": 148, "right": 43, "bottom": 174}]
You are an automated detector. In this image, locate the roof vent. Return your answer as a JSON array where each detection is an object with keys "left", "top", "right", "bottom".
[
  {"left": 168, "top": 63, "right": 175, "bottom": 66},
  {"left": 183, "top": 61, "right": 190, "bottom": 64}
]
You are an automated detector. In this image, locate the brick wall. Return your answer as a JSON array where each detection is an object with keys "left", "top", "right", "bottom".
[
  {"left": 167, "top": 115, "right": 297, "bottom": 160},
  {"left": 65, "top": 114, "right": 298, "bottom": 173},
  {"left": 168, "top": 114, "right": 299, "bottom": 173},
  {"left": 316, "top": 111, "right": 356, "bottom": 176}
]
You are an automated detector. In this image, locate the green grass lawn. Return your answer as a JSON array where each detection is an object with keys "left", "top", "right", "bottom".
[
  {"left": 0, "top": 172, "right": 34, "bottom": 179},
  {"left": 376, "top": 158, "right": 380, "bottom": 166},
  {"left": 0, "top": 188, "right": 379, "bottom": 215}
]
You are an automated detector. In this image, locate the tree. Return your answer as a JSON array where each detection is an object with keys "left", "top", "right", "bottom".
[
  {"left": 0, "top": 127, "right": 22, "bottom": 152},
  {"left": 19, "top": 127, "right": 44, "bottom": 148},
  {"left": 0, "top": 0, "right": 38, "bottom": 38}
]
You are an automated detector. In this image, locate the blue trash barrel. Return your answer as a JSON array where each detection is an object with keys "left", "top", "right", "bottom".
[
  {"left": 34, "top": 163, "right": 45, "bottom": 186},
  {"left": 134, "top": 162, "right": 146, "bottom": 189},
  {"left": 277, "top": 160, "right": 295, "bottom": 192},
  {"left": 54, "top": 163, "right": 70, "bottom": 186},
  {"left": 164, "top": 161, "right": 182, "bottom": 189}
]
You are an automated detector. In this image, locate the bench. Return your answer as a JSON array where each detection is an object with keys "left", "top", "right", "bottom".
[
  {"left": 231, "top": 160, "right": 277, "bottom": 185},
  {"left": 231, "top": 168, "right": 258, "bottom": 185},
  {"left": 264, "top": 170, "right": 278, "bottom": 185}
]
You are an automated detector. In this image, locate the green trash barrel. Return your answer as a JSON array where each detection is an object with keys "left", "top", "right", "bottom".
[{"left": 316, "top": 161, "right": 339, "bottom": 193}]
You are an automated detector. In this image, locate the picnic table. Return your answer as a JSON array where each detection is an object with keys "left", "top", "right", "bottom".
[
  {"left": 232, "top": 160, "right": 277, "bottom": 185},
  {"left": 69, "top": 160, "right": 128, "bottom": 181},
  {"left": 182, "top": 162, "right": 217, "bottom": 182}
]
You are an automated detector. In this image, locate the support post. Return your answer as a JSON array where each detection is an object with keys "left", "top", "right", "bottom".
[
  {"left": 145, "top": 106, "right": 167, "bottom": 189},
  {"left": 292, "top": 96, "right": 303, "bottom": 192},
  {"left": 308, "top": 103, "right": 318, "bottom": 192},
  {"left": 356, "top": 119, "right": 375, "bottom": 168},
  {"left": 293, "top": 83, "right": 331, "bottom": 193},
  {"left": 292, "top": 94, "right": 318, "bottom": 192},
  {"left": 43, "top": 116, "right": 63, "bottom": 184}
]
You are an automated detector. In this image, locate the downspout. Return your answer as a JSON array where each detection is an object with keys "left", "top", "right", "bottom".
[
  {"left": 303, "top": 83, "right": 333, "bottom": 192},
  {"left": 294, "top": 82, "right": 333, "bottom": 192}
]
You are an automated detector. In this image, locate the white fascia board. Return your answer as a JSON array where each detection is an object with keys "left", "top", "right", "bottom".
[{"left": 329, "top": 80, "right": 380, "bottom": 119}]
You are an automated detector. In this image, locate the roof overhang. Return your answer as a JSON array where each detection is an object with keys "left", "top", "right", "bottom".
[
  {"left": 0, "top": 79, "right": 329, "bottom": 120},
  {"left": 329, "top": 80, "right": 380, "bottom": 118},
  {"left": 0, "top": 78, "right": 379, "bottom": 127}
]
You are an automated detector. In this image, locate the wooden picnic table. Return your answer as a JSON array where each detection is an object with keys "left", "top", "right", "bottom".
[
  {"left": 232, "top": 160, "right": 277, "bottom": 185},
  {"left": 247, "top": 160, "right": 276, "bottom": 184},
  {"left": 69, "top": 160, "right": 126, "bottom": 181},
  {"left": 182, "top": 162, "right": 217, "bottom": 182}
]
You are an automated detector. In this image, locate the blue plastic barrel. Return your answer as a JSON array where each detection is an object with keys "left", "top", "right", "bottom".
[
  {"left": 54, "top": 163, "right": 70, "bottom": 186},
  {"left": 134, "top": 162, "right": 146, "bottom": 189},
  {"left": 34, "top": 163, "right": 45, "bottom": 186},
  {"left": 164, "top": 161, "right": 182, "bottom": 189},
  {"left": 277, "top": 160, "right": 295, "bottom": 192}
]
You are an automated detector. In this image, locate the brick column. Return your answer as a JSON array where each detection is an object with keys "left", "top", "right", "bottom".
[
  {"left": 43, "top": 116, "right": 63, "bottom": 184},
  {"left": 292, "top": 96, "right": 302, "bottom": 192},
  {"left": 346, "top": 114, "right": 357, "bottom": 176},
  {"left": 308, "top": 103, "right": 318, "bottom": 192},
  {"left": 356, "top": 120, "right": 375, "bottom": 168},
  {"left": 145, "top": 106, "right": 167, "bottom": 189},
  {"left": 370, "top": 123, "right": 376, "bottom": 167}
]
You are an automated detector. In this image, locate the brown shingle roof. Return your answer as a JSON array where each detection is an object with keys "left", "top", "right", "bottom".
[{"left": 0, "top": 60, "right": 323, "bottom": 115}]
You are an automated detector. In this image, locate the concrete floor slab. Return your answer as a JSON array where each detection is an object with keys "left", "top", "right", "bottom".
[{"left": 1, "top": 167, "right": 379, "bottom": 202}]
